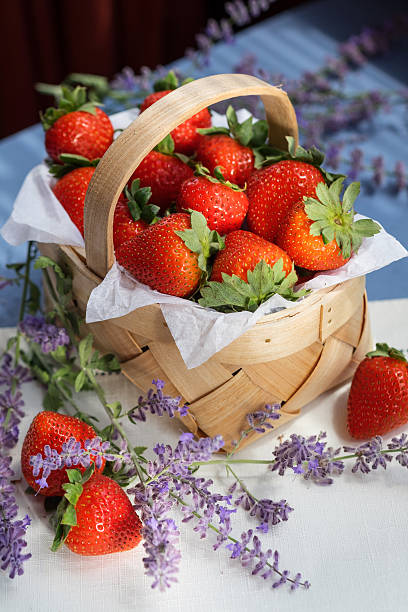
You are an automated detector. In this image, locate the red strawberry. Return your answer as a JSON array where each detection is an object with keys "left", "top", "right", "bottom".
[
  {"left": 42, "top": 86, "right": 113, "bottom": 163},
  {"left": 64, "top": 474, "right": 142, "bottom": 556},
  {"left": 130, "top": 135, "right": 194, "bottom": 212},
  {"left": 140, "top": 76, "right": 211, "bottom": 155},
  {"left": 52, "top": 165, "right": 95, "bottom": 235},
  {"left": 176, "top": 165, "right": 249, "bottom": 235},
  {"left": 116, "top": 213, "right": 202, "bottom": 297},
  {"left": 247, "top": 160, "right": 324, "bottom": 241},
  {"left": 347, "top": 344, "right": 408, "bottom": 439},
  {"left": 21, "top": 411, "right": 105, "bottom": 496},
  {"left": 210, "top": 230, "right": 293, "bottom": 282},
  {"left": 113, "top": 180, "right": 159, "bottom": 250},
  {"left": 195, "top": 105, "right": 269, "bottom": 187},
  {"left": 196, "top": 134, "right": 254, "bottom": 188},
  {"left": 276, "top": 178, "right": 380, "bottom": 270}
]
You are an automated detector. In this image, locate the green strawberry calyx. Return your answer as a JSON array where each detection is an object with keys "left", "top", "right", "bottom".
[
  {"left": 260, "top": 135, "right": 344, "bottom": 183},
  {"left": 48, "top": 153, "right": 100, "bottom": 178},
  {"left": 153, "top": 70, "right": 194, "bottom": 92},
  {"left": 194, "top": 163, "right": 245, "bottom": 192},
  {"left": 304, "top": 177, "right": 381, "bottom": 259},
  {"left": 124, "top": 179, "right": 160, "bottom": 224},
  {"left": 154, "top": 133, "right": 191, "bottom": 165},
  {"left": 198, "top": 259, "right": 309, "bottom": 313},
  {"left": 175, "top": 210, "right": 225, "bottom": 279},
  {"left": 366, "top": 343, "right": 407, "bottom": 363},
  {"left": 50, "top": 464, "right": 95, "bottom": 552},
  {"left": 41, "top": 86, "right": 102, "bottom": 131},
  {"left": 197, "top": 104, "right": 269, "bottom": 157}
]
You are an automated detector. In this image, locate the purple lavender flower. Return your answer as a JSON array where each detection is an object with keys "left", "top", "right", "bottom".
[
  {"left": 0, "top": 456, "right": 31, "bottom": 578},
  {"left": 344, "top": 436, "right": 393, "bottom": 474},
  {"left": 19, "top": 315, "right": 70, "bottom": 354},
  {"left": 0, "top": 354, "right": 32, "bottom": 389},
  {"left": 325, "top": 141, "right": 344, "bottom": 170},
  {"left": 394, "top": 161, "right": 406, "bottom": 193},
  {"left": 372, "top": 156, "right": 385, "bottom": 187},
  {"left": 229, "top": 481, "right": 293, "bottom": 531},
  {"left": 388, "top": 434, "right": 408, "bottom": 467},
  {"left": 245, "top": 403, "right": 280, "bottom": 435},
  {"left": 30, "top": 436, "right": 131, "bottom": 490},
  {"left": 271, "top": 432, "right": 345, "bottom": 485},
  {"left": 129, "top": 379, "right": 189, "bottom": 422},
  {"left": 349, "top": 148, "right": 365, "bottom": 181}
]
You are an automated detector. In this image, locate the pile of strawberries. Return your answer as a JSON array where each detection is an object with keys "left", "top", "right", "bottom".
[{"left": 43, "top": 72, "right": 380, "bottom": 313}]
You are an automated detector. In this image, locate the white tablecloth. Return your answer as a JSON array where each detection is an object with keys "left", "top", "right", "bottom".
[{"left": 2, "top": 299, "right": 408, "bottom": 612}]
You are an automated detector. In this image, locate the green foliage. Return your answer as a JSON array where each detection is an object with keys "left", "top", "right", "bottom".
[
  {"left": 49, "top": 154, "right": 100, "bottom": 179},
  {"left": 40, "top": 86, "right": 101, "bottom": 131},
  {"left": 123, "top": 179, "right": 159, "bottom": 224},
  {"left": 199, "top": 260, "right": 308, "bottom": 313},
  {"left": 51, "top": 465, "right": 95, "bottom": 552},
  {"left": 197, "top": 104, "right": 269, "bottom": 153},
  {"left": 175, "top": 210, "right": 225, "bottom": 276},
  {"left": 193, "top": 163, "right": 244, "bottom": 192},
  {"left": 304, "top": 177, "right": 381, "bottom": 258},
  {"left": 366, "top": 343, "right": 407, "bottom": 362}
]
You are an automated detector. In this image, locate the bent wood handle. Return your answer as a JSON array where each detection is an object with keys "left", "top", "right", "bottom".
[{"left": 84, "top": 73, "right": 298, "bottom": 278}]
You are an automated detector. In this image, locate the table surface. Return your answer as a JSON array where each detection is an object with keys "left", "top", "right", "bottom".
[
  {"left": 2, "top": 297, "right": 408, "bottom": 612},
  {"left": 0, "top": 0, "right": 408, "bottom": 326}
]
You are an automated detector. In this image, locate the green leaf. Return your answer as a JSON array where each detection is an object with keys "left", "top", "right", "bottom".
[
  {"left": 134, "top": 446, "right": 148, "bottom": 455},
  {"left": 175, "top": 210, "right": 225, "bottom": 276},
  {"left": 106, "top": 401, "right": 122, "bottom": 418},
  {"left": 197, "top": 126, "right": 230, "bottom": 137},
  {"left": 153, "top": 70, "right": 179, "bottom": 91},
  {"left": 90, "top": 352, "right": 121, "bottom": 372},
  {"left": 352, "top": 218, "right": 381, "bottom": 237},
  {"left": 43, "top": 384, "right": 64, "bottom": 412},
  {"left": 66, "top": 469, "right": 83, "bottom": 484},
  {"left": 366, "top": 343, "right": 407, "bottom": 362},
  {"left": 199, "top": 260, "right": 308, "bottom": 313},
  {"left": 251, "top": 120, "right": 269, "bottom": 147},
  {"left": 74, "top": 370, "right": 87, "bottom": 392},
  {"left": 34, "top": 256, "right": 65, "bottom": 279},
  {"left": 155, "top": 133, "right": 175, "bottom": 155},
  {"left": 78, "top": 334, "right": 94, "bottom": 368},
  {"left": 62, "top": 482, "right": 83, "bottom": 506},
  {"left": 81, "top": 462, "right": 95, "bottom": 484},
  {"left": 234, "top": 116, "right": 253, "bottom": 146}
]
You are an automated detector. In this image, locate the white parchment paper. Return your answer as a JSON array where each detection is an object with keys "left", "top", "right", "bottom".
[{"left": 2, "top": 108, "right": 407, "bottom": 368}]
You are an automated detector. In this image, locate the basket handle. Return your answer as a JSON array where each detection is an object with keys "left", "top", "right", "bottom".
[{"left": 84, "top": 73, "right": 298, "bottom": 278}]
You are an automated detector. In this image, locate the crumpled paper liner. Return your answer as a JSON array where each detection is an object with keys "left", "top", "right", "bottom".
[{"left": 2, "top": 108, "right": 407, "bottom": 369}]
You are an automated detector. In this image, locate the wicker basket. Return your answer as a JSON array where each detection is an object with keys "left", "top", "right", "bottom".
[{"left": 39, "top": 74, "right": 372, "bottom": 451}]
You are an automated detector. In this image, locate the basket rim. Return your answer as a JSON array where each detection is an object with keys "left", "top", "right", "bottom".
[{"left": 65, "top": 244, "right": 351, "bottom": 325}]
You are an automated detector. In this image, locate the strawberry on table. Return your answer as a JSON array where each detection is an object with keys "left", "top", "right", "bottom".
[
  {"left": 113, "top": 179, "right": 159, "bottom": 250},
  {"left": 176, "top": 164, "right": 249, "bottom": 235},
  {"left": 52, "top": 160, "right": 96, "bottom": 236},
  {"left": 210, "top": 230, "right": 293, "bottom": 282},
  {"left": 140, "top": 71, "right": 211, "bottom": 155},
  {"left": 63, "top": 473, "right": 142, "bottom": 556},
  {"left": 347, "top": 344, "right": 408, "bottom": 439},
  {"left": 276, "top": 178, "right": 380, "bottom": 270},
  {"left": 196, "top": 105, "right": 268, "bottom": 187},
  {"left": 130, "top": 134, "right": 193, "bottom": 213},
  {"left": 21, "top": 411, "right": 105, "bottom": 496},
  {"left": 115, "top": 211, "right": 224, "bottom": 298},
  {"left": 42, "top": 86, "right": 113, "bottom": 163}
]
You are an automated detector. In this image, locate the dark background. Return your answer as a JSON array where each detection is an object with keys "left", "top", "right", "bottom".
[{"left": 0, "top": 0, "right": 309, "bottom": 138}]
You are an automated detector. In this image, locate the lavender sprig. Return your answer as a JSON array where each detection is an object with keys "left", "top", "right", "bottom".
[
  {"left": 19, "top": 315, "right": 70, "bottom": 354},
  {"left": 128, "top": 379, "right": 189, "bottom": 422},
  {"left": 30, "top": 436, "right": 132, "bottom": 490}
]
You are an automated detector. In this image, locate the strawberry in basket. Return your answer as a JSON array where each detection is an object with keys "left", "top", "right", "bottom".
[
  {"left": 176, "top": 164, "right": 249, "bottom": 235},
  {"left": 140, "top": 71, "right": 211, "bottom": 155},
  {"left": 116, "top": 211, "right": 224, "bottom": 298},
  {"left": 246, "top": 137, "right": 331, "bottom": 241},
  {"left": 41, "top": 86, "right": 114, "bottom": 163},
  {"left": 195, "top": 105, "right": 268, "bottom": 187},
  {"left": 276, "top": 178, "right": 380, "bottom": 270},
  {"left": 129, "top": 134, "right": 193, "bottom": 212},
  {"left": 113, "top": 180, "right": 160, "bottom": 249}
]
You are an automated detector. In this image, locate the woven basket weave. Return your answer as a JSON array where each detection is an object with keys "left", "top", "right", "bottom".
[{"left": 39, "top": 74, "right": 372, "bottom": 451}]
